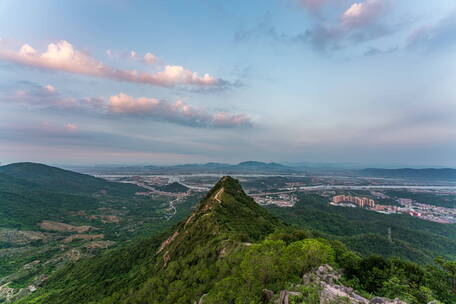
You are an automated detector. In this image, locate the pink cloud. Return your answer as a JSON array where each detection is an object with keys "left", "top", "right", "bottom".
[
  {"left": 0, "top": 40, "right": 222, "bottom": 88},
  {"left": 341, "top": 0, "right": 388, "bottom": 28},
  {"left": 108, "top": 93, "right": 252, "bottom": 128},
  {"left": 143, "top": 52, "right": 157, "bottom": 64},
  {"left": 5, "top": 83, "right": 252, "bottom": 128},
  {"left": 43, "top": 84, "right": 57, "bottom": 94},
  {"left": 66, "top": 123, "right": 78, "bottom": 132}
]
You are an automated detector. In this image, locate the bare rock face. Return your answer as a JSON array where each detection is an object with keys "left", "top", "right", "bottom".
[{"left": 302, "top": 265, "right": 407, "bottom": 304}]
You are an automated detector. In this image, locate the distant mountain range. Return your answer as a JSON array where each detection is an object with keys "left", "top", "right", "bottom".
[
  {"left": 72, "top": 161, "right": 297, "bottom": 174},
  {"left": 362, "top": 168, "right": 456, "bottom": 180},
  {"left": 148, "top": 160, "right": 295, "bottom": 173}
]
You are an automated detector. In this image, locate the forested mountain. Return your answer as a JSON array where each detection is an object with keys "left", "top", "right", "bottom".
[
  {"left": 0, "top": 163, "right": 199, "bottom": 303},
  {"left": 156, "top": 182, "right": 189, "bottom": 193},
  {"left": 0, "top": 162, "right": 145, "bottom": 229},
  {"left": 16, "top": 177, "right": 456, "bottom": 304},
  {"left": 0, "top": 162, "right": 142, "bottom": 196}
]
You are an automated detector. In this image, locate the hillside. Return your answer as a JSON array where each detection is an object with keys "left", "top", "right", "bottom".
[
  {"left": 0, "top": 163, "right": 197, "bottom": 302},
  {"left": 0, "top": 162, "right": 148, "bottom": 229},
  {"left": 156, "top": 182, "right": 189, "bottom": 193},
  {"left": 266, "top": 194, "right": 456, "bottom": 263},
  {"left": 0, "top": 162, "right": 143, "bottom": 196},
  {"left": 16, "top": 177, "right": 456, "bottom": 304}
]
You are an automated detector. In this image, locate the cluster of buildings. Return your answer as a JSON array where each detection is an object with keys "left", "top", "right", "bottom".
[
  {"left": 396, "top": 199, "right": 456, "bottom": 223},
  {"left": 253, "top": 193, "right": 296, "bottom": 207},
  {"left": 332, "top": 195, "right": 376, "bottom": 208},
  {"left": 330, "top": 193, "right": 456, "bottom": 224}
]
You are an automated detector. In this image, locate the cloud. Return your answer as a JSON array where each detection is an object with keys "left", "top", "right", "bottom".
[
  {"left": 236, "top": 0, "right": 394, "bottom": 52},
  {"left": 3, "top": 83, "right": 252, "bottom": 129},
  {"left": 0, "top": 121, "right": 219, "bottom": 160},
  {"left": 341, "top": 0, "right": 389, "bottom": 29},
  {"left": 107, "top": 93, "right": 252, "bottom": 128},
  {"left": 43, "top": 84, "right": 57, "bottom": 93},
  {"left": 363, "top": 45, "right": 398, "bottom": 56},
  {"left": 407, "top": 12, "right": 456, "bottom": 52},
  {"left": 66, "top": 123, "right": 78, "bottom": 132},
  {"left": 0, "top": 40, "right": 228, "bottom": 88},
  {"left": 143, "top": 52, "right": 157, "bottom": 64},
  {"left": 304, "top": 0, "right": 392, "bottom": 50},
  {"left": 106, "top": 49, "right": 158, "bottom": 64}
]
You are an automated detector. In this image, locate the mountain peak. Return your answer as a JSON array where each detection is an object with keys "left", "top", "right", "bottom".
[{"left": 156, "top": 176, "right": 283, "bottom": 266}]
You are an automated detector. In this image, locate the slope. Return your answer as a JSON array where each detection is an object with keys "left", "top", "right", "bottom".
[
  {"left": 266, "top": 193, "right": 456, "bottom": 262},
  {"left": 0, "top": 162, "right": 142, "bottom": 196},
  {"left": 16, "top": 177, "right": 456, "bottom": 304},
  {"left": 18, "top": 176, "right": 285, "bottom": 304}
]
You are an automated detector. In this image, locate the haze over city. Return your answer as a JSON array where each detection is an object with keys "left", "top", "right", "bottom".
[{"left": 1, "top": 0, "right": 455, "bottom": 166}]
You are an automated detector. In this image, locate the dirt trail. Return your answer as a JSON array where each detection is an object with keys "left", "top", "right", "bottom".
[{"left": 214, "top": 187, "right": 224, "bottom": 203}]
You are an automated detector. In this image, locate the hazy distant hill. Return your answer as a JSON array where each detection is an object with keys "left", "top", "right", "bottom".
[
  {"left": 156, "top": 182, "right": 189, "bottom": 193},
  {"left": 362, "top": 168, "right": 456, "bottom": 180},
  {"left": 79, "top": 161, "right": 296, "bottom": 175}
]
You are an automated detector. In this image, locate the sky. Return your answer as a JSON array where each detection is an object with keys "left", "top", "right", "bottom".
[{"left": 0, "top": 0, "right": 455, "bottom": 166}]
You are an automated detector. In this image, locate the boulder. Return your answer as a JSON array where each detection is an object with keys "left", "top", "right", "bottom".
[
  {"left": 302, "top": 264, "right": 368, "bottom": 304},
  {"left": 369, "top": 297, "right": 407, "bottom": 304},
  {"left": 262, "top": 289, "right": 274, "bottom": 303}
]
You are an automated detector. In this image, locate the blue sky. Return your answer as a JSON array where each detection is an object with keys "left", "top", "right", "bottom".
[{"left": 0, "top": 0, "right": 455, "bottom": 166}]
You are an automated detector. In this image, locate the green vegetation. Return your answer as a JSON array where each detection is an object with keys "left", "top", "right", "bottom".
[
  {"left": 266, "top": 193, "right": 456, "bottom": 262},
  {"left": 0, "top": 162, "right": 142, "bottom": 196},
  {"left": 156, "top": 182, "right": 189, "bottom": 193},
  {"left": 2, "top": 165, "right": 456, "bottom": 304},
  {"left": 0, "top": 162, "right": 201, "bottom": 294},
  {"left": 15, "top": 177, "right": 456, "bottom": 304},
  {"left": 385, "top": 190, "right": 456, "bottom": 208}
]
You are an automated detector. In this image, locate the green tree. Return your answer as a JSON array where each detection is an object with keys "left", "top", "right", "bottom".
[{"left": 284, "top": 238, "right": 335, "bottom": 276}]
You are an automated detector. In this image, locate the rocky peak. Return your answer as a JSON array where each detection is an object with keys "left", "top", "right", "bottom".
[{"left": 156, "top": 176, "right": 283, "bottom": 266}]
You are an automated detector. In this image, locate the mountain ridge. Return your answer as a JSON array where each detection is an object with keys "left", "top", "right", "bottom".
[
  {"left": 0, "top": 162, "right": 143, "bottom": 196},
  {"left": 13, "top": 175, "right": 456, "bottom": 304}
]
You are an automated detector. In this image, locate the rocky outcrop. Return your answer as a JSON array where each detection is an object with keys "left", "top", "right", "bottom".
[
  {"left": 264, "top": 265, "right": 408, "bottom": 304},
  {"left": 0, "top": 283, "right": 37, "bottom": 303},
  {"left": 369, "top": 297, "right": 409, "bottom": 304},
  {"left": 303, "top": 265, "right": 407, "bottom": 304}
]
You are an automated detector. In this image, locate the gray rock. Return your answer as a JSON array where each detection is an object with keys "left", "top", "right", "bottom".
[
  {"left": 262, "top": 289, "right": 274, "bottom": 303},
  {"left": 369, "top": 297, "right": 407, "bottom": 304},
  {"left": 197, "top": 293, "right": 207, "bottom": 304}
]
